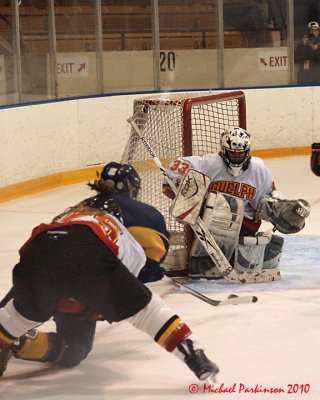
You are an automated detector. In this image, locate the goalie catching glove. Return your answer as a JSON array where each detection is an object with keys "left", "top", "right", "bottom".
[
  {"left": 311, "top": 142, "right": 320, "bottom": 177},
  {"left": 255, "top": 194, "right": 310, "bottom": 234}
]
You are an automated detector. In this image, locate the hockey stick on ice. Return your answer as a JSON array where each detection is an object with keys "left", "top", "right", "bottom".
[
  {"left": 170, "top": 277, "right": 258, "bottom": 306},
  {"left": 127, "top": 116, "right": 280, "bottom": 284}
]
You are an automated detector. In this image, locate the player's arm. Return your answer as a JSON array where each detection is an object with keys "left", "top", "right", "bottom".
[
  {"left": 163, "top": 154, "right": 211, "bottom": 199},
  {"left": 163, "top": 157, "right": 192, "bottom": 199},
  {"left": 311, "top": 142, "right": 320, "bottom": 176},
  {"left": 128, "top": 225, "right": 170, "bottom": 283},
  {"left": 163, "top": 154, "right": 215, "bottom": 199},
  {"left": 253, "top": 161, "right": 310, "bottom": 235}
]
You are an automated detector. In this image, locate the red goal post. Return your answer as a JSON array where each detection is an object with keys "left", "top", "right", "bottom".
[{"left": 122, "top": 90, "right": 246, "bottom": 275}]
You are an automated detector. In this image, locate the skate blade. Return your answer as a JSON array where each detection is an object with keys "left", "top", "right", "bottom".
[{"left": 204, "top": 373, "right": 218, "bottom": 385}]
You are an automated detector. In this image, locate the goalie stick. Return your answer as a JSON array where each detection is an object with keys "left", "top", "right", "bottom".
[
  {"left": 127, "top": 116, "right": 280, "bottom": 284},
  {"left": 170, "top": 277, "right": 258, "bottom": 306}
]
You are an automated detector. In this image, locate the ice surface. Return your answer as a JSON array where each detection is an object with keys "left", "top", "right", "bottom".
[{"left": 0, "top": 156, "right": 319, "bottom": 400}]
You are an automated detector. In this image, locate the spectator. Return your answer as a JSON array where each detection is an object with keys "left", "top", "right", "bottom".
[{"left": 295, "top": 21, "right": 320, "bottom": 85}]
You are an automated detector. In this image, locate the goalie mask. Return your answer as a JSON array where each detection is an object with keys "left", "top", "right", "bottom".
[
  {"left": 220, "top": 127, "right": 251, "bottom": 177},
  {"left": 101, "top": 162, "right": 141, "bottom": 199}
]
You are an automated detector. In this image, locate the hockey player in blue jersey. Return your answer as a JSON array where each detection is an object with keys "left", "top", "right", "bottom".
[{"left": 82, "top": 161, "right": 170, "bottom": 283}]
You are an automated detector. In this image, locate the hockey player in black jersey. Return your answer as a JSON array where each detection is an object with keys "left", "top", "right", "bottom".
[{"left": 0, "top": 162, "right": 219, "bottom": 382}]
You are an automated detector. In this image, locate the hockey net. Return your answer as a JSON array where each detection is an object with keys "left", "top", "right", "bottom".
[{"left": 122, "top": 90, "right": 246, "bottom": 275}]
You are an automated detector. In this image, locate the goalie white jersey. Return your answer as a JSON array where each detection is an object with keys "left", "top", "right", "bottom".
[{"left": 167, "top": 153, "right": 274, "bottom": 220}]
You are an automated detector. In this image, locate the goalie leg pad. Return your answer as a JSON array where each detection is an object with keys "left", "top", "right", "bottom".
[
  {"left": 234, "top": 233, "right": 271, "bottom": 273},
  {"left": 190, "top": 191, "right": 243, "bottom": 278},
  {"left": 263, "top": 234, "right": 284, "bottom": 269},
  {"left": 191, "top": 191, "right": 243, "bottom": 259},
  {"left": 188, "top": 256, "right": 222, "bottom": 278}
]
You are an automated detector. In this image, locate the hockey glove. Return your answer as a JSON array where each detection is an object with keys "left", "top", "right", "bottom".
[
  {"left": 256, "top": 198, "right": 310, "bottom": 234},
  {"left": 138, "top": 259, "right": 165, "bottom": 283}
]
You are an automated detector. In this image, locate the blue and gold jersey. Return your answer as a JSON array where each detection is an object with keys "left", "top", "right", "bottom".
[{"left": 82, "top": 194, "right": 170, "bottom": 282}]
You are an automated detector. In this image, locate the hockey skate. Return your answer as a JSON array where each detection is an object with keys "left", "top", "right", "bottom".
[
  {"left": 177, "top": 339, "right": 219, "bottom": 381},
  {"left": 0, "top": 345, "right": 12, "bottom": 377}
]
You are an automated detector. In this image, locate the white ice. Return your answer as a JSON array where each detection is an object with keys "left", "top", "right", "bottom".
[{"left": 0, "top": 155, "right": 319, "bottom": 400}]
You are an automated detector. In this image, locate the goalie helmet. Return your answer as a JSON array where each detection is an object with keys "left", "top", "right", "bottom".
[
  {"left": 100, "top": 162, "right": 141, "bottom": 199},
  {"left": 220, "top": 127, "right": 251, "bottom": 177}
]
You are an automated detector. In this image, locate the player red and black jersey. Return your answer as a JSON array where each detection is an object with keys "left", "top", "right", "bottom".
[{"left": 19, "top": 209, "right": 146, "bottom": 278}]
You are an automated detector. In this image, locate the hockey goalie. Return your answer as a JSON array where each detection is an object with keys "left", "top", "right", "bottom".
[{"left": 164, "top": 127, "right": 310, "bottom": 281}]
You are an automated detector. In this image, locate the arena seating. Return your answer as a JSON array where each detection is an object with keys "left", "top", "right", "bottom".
[{"left": 0, "top": 2, "right": 267, "bottom": 54}]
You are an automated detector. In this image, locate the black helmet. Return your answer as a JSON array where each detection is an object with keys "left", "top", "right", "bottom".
[{"left": 100, "top": 162, "right": 141, "bottom": 199}]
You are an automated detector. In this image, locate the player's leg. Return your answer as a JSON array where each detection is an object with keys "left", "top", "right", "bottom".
[
  {"left": 0, "top": 229, "right": 61, "bottom": 357},
  {"left": 53, "top": 313, "right": 96, "bottom": 367},
  {"left": 1, "top": 226, "right": 99, "bottom": 374},
  {"left": 12, "top": 314, "right": 97, "bottom": 368},
  {"left": 128, "top": 292, "right": 219, "bottom": 381},
  {"left": 87, "top": 244, "right": 219, "bottom": 381},
  {"left": 0, "top": 298, "right": 44, "bottom": 374},
  {"left": 262, "top": 234, "right": 284, "bottom": 269},
  {"left": 0, "top": 231, "right": 64, "bottom": 375},
  {"left": 0, "top": 287, "right": 14, "bottom": 308}
]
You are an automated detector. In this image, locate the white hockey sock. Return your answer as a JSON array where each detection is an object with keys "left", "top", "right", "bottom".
[
  {"left": 0, "top": 299, "right": 40, "bottom": 340},
  {"left": 127, "top": 293, "right": 192, "bottom": 352}
]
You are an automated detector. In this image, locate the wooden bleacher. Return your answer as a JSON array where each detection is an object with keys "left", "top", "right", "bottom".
[{"left": 0, "top": 3, "right": 257, "bottom": 54}]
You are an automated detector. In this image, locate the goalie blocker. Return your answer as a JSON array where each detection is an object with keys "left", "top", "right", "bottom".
[{"left": 170, "top": 169, "right": 288, "bottom": 280}]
